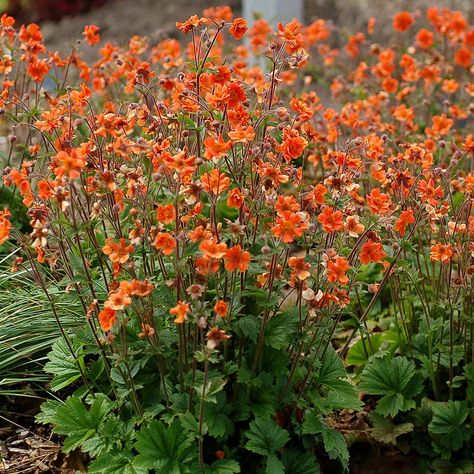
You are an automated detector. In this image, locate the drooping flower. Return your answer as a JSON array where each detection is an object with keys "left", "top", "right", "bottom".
[
  {"left": 206, "top": 327, "right": 230, "bottom": 350},
  {"left": 227, "top": 188, "right": 244, "bottom": 209},
  {"left": 176, "top": 15, "right": 205, "bottom": 33}
]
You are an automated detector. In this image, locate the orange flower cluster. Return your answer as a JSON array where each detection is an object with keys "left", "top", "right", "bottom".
[{"left": 0, "top": 4, "right": 472, "bottom": 340}]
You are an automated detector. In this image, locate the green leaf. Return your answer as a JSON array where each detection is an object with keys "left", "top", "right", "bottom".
[
  {"left": 429, "top": 401, "right": 470, "bottom": 453},
  {"left": 205, "top": 459, "right": 240, "bottom": 474},
  {"left": 195, "top": 377, "right": 226, "bottom": 404},
  {"left": 346, "top": 334, "right": 384, "bottom": 367},
  {"left": 264, "top": 310, "right": 298, "bottom": 350},
  {"left": 245, "top": 417, "right": 289, "bottom": 456},
  {"left": 233, "top": 315, "right": 259, "bottom": 342},
  {"left": 317, "top": 382, "right": 363, "bottom": 412},
  {"left": 312, "top": 347, "right": 362, "bottom": 413},
  {"left": 44, "top": 336, "right": 83, "bottom": 391},
  {"left": 359, "top": 356, "right": 422, "bottom": 417},
  {"left": 36, "top": 399, "right": 62, "bottom": 425},
  {"left": 88, "top": 452, "right": 148, "bottom": 474},
  {"left": 51, "top": 394, "right": 112, "bottom": 453},
  {"left": 464, "top": 364, "right": 474, "bottom": 405},
  {"left": 203, "top": 393, "right": 233, "bottom": 439},
  {"left": 317, "top": 347, "right": 346, "bottom": 386},
  {"left": 368, "top": 413, "right": 414, "bottom": 445},
  {"left": 179, "top": 412, "right": 203, "bottom": 438},
  {"left": 266, "top": 454, "right": 285, "bottom": 474},
  {"left": 302, "top": 412, "right": 349, "bottom": 469},
  {"left": 281, "top": 449, "right": 320, "bottom": 474},
  {"left": 134, "top": 419, "right": 197, "bottom": 472}
]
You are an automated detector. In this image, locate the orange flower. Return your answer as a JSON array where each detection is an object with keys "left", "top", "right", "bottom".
[
  {"left": 418, "top": 179, "right": 444, "bottom": 206},
  {"left": 367, "top": 17, "right": 376, "bottom": 35},
  {"left": 416, "top": 28, "right": 434, "bottom": 49},
  {"left": 102, "top": 238, "right": 134, "bottom": 264},
  {"left": 131, "top": 279, "right": 154, "bottom": 297},
  {"left": 200, "top": 238, "right": 227, "bottom": 259},
  {"left": 228, "top": 126, "right": 255, "bottom": 143},
  {"left": 206, "top": 327, "right": 230, "bottom": 350},
  {"left": 280, "top": 129, "right": 307, "bottom": 161},
  {"left": 156, "top": 203, "right": 176, "bottom": 224},
  {"left": 203, "top": 135, "right": 232, "bottom": 160},
  {"left": 430, "top": 243, "right": 453, "bottom": 263},
  {"left": 154, "top": 232, "right": 176, "bottom": 255},
  {"left": 428, "top": 114, "right": 453, "bottom": 136},
  {"left": 275, "top": 195, "right": 300, "bottom": 214},
  {"left": 104, "top": 290, "right": 132, "bottom": 311},
  {"left": 359, "top": 239, "right": 387, "bottom": 264},
  {"left": 229, "top": 18, "right": 248, "bottom": 40},
  {"left": 327, "top": 256, "right": 350, "bottom": 285},
  {"left": 272, "top": 211, "right": 308, "bottom": 243},
  {"left": 98, "top": 308, "right": 116, "bottom": 331},
  {"left": 170, "top": 301, "right": 190, "bottom": 324},
  {"left": 188, "top": 226, "right": 213, "bottom": 242},
  {"left": 306, "top": 184, "right": 327, "bottom": 207},
  {"left": 0, "top": 208, "right": 11, "bottom": 245},
  {"left": 27, "top": 59, "right": 50, "bottom": 82},
  {"left": 345, "top": 216, "right": 365, "bottom": 237},
  {"left": 224, "top": 245, "right": 251, "bottom": 272},
  {"left": 83, "top": 25, "right": 100, "bottom": 46},
  {"left": 196, "top": 256, "right": 221, "bottom": 275},
  {"left": 288, "top": 256, "right": 310, "bottom": 280},
  {"left": 367, "top": 188, "right": 392, "bottom": 215},
  {"left": 201, "top": 169, "right": 230, "bottom": 195},
  {"left": 277, "top": 19, "right": 304, "bottom": 52},
  {"left": 393, "top": 104, "right": 414, "bottom": 123},
  {"left": 394, "top": 209, "right": 415, "bottom": 236},
  {"left": 227, "top": 188, "right": 244, "bottom": 209},
  {"left": 176, "top": 15, "right": 205, "bottom": 33},
  {"left": 454, "top": 47, "right": 472, "bottom": 68},
  {"left": 53, "top": 149, "right": 86, "bottom": 180},
  {"left": 214, "top": 300, "right": 228, "bottom": 317},
  {"left": 318, "top": 206, "right": 344, "bottom": 233},
  {"left": 393, "top": 11, "right": 414, "bottom": 32}
]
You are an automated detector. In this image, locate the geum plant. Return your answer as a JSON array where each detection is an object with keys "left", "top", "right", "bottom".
[{"left": 0, "top": 4, "right": 473, "bottom": 473}]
